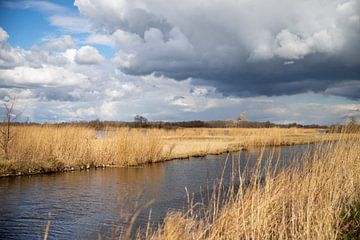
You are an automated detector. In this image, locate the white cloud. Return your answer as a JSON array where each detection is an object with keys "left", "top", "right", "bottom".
[
  {"left": 74, "top": 0, "right": 358, "bottom": 82},
  {"left": 0, "top": 27, "right": 9, "bottom": 43},
  {"left": 105, "top": 83, "right": 137, "bottom": 100},
  {"left": 43, "top": 35, "right": 75, "bottom": 50},
  {"left": 75, "top": 46, "right": 104, "bottom": 65},
  {"left": 0, "top": 28, "right": 27, "bottom": 69},
  {"left": 309, "top": 29, "right": 343, "bottom": 53},
  {"left": 85, "top": 34, "right": 115, "bottom": 47},
  {"left": 274, "top": 30, "right": 312, "bottom": 60},
  {"left": 49, "top": 15, "right": 92, "bottom": 33},
  {"left": 112, "top": 29, "right": 143, "bottom": 48},
  {"left": 62, "top": 49, "right": 77, "bottom": 63},
  {"left": 0, "top": 46, "right": 26, "bottom": 69},
  {"left": 336, "top": 0, "right": 360, "bottom": 25},
  {"left": 0, "top": 31, "right": 74, "bottom": 69},
  {"left": 112, "top": 27, "right": 195, "bottom": 71},
  {"left": 272, "top": 29, "right": 343, "bottom": 60},
  {"left": 0, "top": 66, "right": 88, "bottom": 87}
]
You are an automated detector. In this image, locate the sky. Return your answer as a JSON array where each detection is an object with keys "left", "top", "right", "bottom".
[{"left": 0, "top": 0, "right": 359, "bottom": 124}]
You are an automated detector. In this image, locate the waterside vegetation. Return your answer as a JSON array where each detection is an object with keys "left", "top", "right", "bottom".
[
  {"left": 0, "top": 124, "right": 353, "bottom": 177},
  {"left": 145, "top": 131, "right": 360, "bottom": 240}
]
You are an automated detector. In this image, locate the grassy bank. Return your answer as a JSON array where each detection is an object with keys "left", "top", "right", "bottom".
[
  {"left": 147, "top": 134, "right": 360, "bottom": 240},
  {"left": 0, "top": 126, "right": 346, "bottom": 176},
  {"left": 0, "top": 126, "right": 163, "bottom": 176}
]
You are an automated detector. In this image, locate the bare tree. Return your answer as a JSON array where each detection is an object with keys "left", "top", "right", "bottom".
[
  {"left": 134, "top": 115, "right": 148, "bottom": 127},
  {"left": 346, "top": 116, "right": 360, "bottom": 133},
  {"left": 0, "top": 98, "right": 17, "bottom": 160}
]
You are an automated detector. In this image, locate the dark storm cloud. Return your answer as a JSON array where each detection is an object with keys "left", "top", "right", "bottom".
[
  {"left": 120, "top": 52, "right": 360, "bottom": 99},
  {"left": 199, "top": 54, "right": 360, "bottom": 98},
  {"left": 325, "top": 81, "right": 360, "bottom": 100},
  {"left": 76, "top": 0, "right": 360, "bottom": 99}
]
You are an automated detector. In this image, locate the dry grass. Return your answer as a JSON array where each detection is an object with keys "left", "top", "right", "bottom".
[
  {"left": 0, "top": 126, "right": 163, "bottom": 175},
  {"left": 161, "top": 128, "right": 343, "bottom": 159},
  {"left": 148, "top": 134, "right": 360, "bottom": 240},
  {"left": 0, "top": 125, "right": 346, "bottom": 176}
]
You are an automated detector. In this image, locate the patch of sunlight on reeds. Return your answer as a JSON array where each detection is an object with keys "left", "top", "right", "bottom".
[{"left": 148, "top": 133, "right": 360, "bottom": 240}]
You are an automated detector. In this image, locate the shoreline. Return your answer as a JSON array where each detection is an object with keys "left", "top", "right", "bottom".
[{"left": 0, "top": 139, "right": 332, "bottom": 178}]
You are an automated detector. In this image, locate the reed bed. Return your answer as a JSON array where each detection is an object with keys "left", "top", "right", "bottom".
[
  {"left": 148, "top": 134, "right": 360, "bottom": 240},
  {"left": 161, "top": 127, "right": 343, "bottom": 159},
  {"left": 0, "top": 125, "right": 345, "bottom": 176},
  {"left": 0, "top": 126, "right": 163, "bottom": 175}
]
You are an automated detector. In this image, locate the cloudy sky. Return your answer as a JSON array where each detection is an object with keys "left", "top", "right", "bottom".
[{"left": 0, "top": 0, "right": 359, "bottom": 124}]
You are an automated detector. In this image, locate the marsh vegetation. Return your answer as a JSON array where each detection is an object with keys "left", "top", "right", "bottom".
[
  {"left": 147, "top": 133, "right": 360, "bottom": 240},
  {"left": 0, "top": 125, "right": 345, "bottom": 176}
]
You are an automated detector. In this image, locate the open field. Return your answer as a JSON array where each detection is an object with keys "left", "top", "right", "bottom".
[
  {"left": 147, "top": 134, "right": 360, "bottom": 240},
  {"left": 0, "top": 125, "right": 351, "bottom": 176}
]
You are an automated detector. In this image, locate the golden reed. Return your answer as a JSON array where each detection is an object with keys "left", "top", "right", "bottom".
[
  {"left": 148, "top": 133, "right": 360, "bottom": 240},
  {"left": 0, "top": 125, "right": 344, "bottom": 176}
]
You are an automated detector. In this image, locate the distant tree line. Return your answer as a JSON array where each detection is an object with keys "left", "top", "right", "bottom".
[
  {"left": 5, "top": 113, "right": 359, "bottom": 131},
  {"left": 5, "top": 118, "right": 360, "bottom": 131},
  {"left": 16, "top": 119, "right": 328, "bottom": 130}
]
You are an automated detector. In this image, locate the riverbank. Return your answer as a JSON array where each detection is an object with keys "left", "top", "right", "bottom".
[
  {"left": 161, "top": 127, "right": 343, "bottom": 159},
  {"left": 0, "top": 126, "right": 349, "bottom": 177},
  {"left": 149, "top": 135, "right": 360, "bottom": 240}
]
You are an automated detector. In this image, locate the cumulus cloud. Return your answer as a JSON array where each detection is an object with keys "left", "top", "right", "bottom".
[
  {"left": 250, "top": 28, "right": 343, "bottom": 61},
  {"left": 75, "top": 46, "right": 104, "bottom": 65},
  {"left": 0, "top": 66, "right": 88, "bottom": 87},
  {"left": 272, "top": 29, "right": 343, "bottom": 60},
  {"left": 43, "top": 35, "right": 75, "bottom": 50},
  {"left": 0, "top": 28, "right": 74, "bottom": 69},
  {"left": 112, "top": 27, "right": 195, "bottom": 72},
  {"left": 74, "top": 0, "right": 360, "bottom": 99},
  {"left": 0, "top": 46, "right": 25, "bottom": 69},
  {"left": 0, "top": 28, "right": 27, "bottom": 69}
]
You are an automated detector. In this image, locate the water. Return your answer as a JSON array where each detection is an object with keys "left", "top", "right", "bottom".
[
  {"left": 95, "top": 130, "right": 108, "bottom": 139},
  {"left": 0, "top": 144, "right": 313, "bottom": 239}
]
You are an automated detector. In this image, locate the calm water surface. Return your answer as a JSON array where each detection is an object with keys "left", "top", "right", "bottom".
[{"left": 0, "top": 144, "right": 313, "bottom": 239}]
